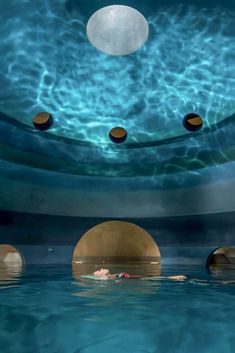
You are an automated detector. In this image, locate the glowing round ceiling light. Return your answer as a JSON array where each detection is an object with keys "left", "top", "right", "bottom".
[{"left": 86, "top": 5, "right": 149, "bottom": 56}]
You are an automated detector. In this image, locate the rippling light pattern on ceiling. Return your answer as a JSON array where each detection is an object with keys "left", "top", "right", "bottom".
[{"left": 0, "top": 1, "right": 235, "bottom": 146}]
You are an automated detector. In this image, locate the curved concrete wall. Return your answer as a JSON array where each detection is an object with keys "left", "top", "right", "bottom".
[
  {"left": 1, "top": 164, "right": 235, "bottom": 217},
  {"left": 1, "top": 210, "right": 235, "bottom": 265}
]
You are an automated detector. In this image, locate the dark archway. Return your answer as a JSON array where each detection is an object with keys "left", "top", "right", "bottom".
[{"left": 206, "top": 247, "right": 235, "bottom": 278}]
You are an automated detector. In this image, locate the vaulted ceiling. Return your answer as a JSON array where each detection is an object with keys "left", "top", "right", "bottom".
[{"left": 0, "top": 0, "right": 235, "bottom": 217}]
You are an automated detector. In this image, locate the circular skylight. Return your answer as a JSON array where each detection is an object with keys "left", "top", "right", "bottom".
[{"left": 86, "top": 5, "right": 149, "bottom": 56}]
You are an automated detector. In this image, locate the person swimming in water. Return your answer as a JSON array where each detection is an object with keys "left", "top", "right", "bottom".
[{"left": 93, "top": 268, "right": 187, "bottom": 281}]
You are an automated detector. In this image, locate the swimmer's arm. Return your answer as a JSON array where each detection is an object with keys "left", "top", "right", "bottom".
[
  {"left": 143, "top": 275, "right": 187, "bottom": 281},
  {"left": 105, "top": 274, "right": 187, "bottom": 281},
  {"left": 108, "top": 273, "right": 126, "bottom": 279},
  {"left": 167, "top": 275, "right": 187, "bottom": 281},
  {"left": 107, "top": 274, "right": 118, "bottom": 279}
]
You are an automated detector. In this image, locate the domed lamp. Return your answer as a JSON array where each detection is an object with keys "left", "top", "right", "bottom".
[
  {"left": 183, "top": 113, "right": 203, "bottom": 132},
  {"left": 109, "top": 127, "right": 128, "bottom": 143},
  {"left": 33, "top": 112, "right": 54, "bottom": 131}
]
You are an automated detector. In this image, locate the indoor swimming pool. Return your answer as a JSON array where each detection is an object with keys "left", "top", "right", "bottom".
[
  {"left": 1, "top": 0, "right": 235, "bottom": 352},
  {"left": 0, "top": 264, "right": 235, "bottom": 353}
]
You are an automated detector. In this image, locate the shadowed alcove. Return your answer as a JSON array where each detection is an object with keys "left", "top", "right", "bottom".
[
  {"left": 206, "top": 246, "right": 235, "bottom": 279},
  {"left": 206, "top": 246, "right": 235, "bottom": 266},
  {"left": 72, "top": 220, "right": 161, "bottom": 278}
]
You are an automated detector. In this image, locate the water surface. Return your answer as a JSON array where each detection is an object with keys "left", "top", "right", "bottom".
[{"left": 0, "top": 264, "right": 235, "bottom": 353}]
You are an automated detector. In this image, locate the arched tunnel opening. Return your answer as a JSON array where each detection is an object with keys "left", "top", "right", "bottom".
[{"left": 72, "top": 220, "right": 161, "bottom": 279}]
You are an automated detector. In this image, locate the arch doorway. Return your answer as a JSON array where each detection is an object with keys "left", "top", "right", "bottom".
[
  {"left": 206, "top": 246, "right": 235, "bottom": 278},
  {"left": 72, "top": 220, "right": 161, "bottom": 278},
  {"left": 0, "top": 244, "right": 23, "bottom": 284}
]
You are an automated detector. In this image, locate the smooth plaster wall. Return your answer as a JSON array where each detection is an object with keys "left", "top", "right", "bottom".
[
  {"left": 1, "top": 210, "right": 235, "bottom": 265},
  {"left": 1, "top": 163, "right": 235, "bottom": 218}
]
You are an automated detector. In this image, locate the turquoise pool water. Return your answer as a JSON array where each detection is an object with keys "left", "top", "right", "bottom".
[{"left": 0, "top": 264, "right": 235, "bottom": 353}]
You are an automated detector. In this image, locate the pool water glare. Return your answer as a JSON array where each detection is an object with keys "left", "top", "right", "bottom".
[{"left": 0, "top": 264, "right": 235, "bottom": 353}]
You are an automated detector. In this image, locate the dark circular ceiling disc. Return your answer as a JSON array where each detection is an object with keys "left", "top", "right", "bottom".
[
  {"left": 33, "top": 112, "right": 54, "bottom": 131},
  {"left": 183, "top": 113, "right": 203, "bottom": 132}
]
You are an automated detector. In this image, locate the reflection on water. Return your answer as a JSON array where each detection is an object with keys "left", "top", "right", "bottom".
[
  {"left": 0, "top": 262, "right": 22, "bottom": 288},
  {"left": 72, "top": 261, "right": 161, "bottom": 280},
  {"left": 209, "top": 265, "right": 235, "bottom": 282},
  {"left": 72, "top": 261, "right": 162, "bottom": 300},
  {"left": 73, "top": 278, "right": 161, "bottom": 305},
  {"left": 1, "top": 264, "right": 235, "bottom": 353}
]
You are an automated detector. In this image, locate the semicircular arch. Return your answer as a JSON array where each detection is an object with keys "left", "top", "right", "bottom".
[{"left": 73, "top": 220, "right": 160, "bottom": 262}]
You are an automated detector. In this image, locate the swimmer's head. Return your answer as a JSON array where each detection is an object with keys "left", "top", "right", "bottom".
[{"left": 93, "top": 268, "right": 110, "bottom": 277}]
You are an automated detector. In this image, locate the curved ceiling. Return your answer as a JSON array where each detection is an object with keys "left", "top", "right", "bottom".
[
  {"left": 1, "top": 0, "right": 235, "bottom": 217},
  {"left": 0, "top": 0, "right": 235, "bottom": 145}
]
